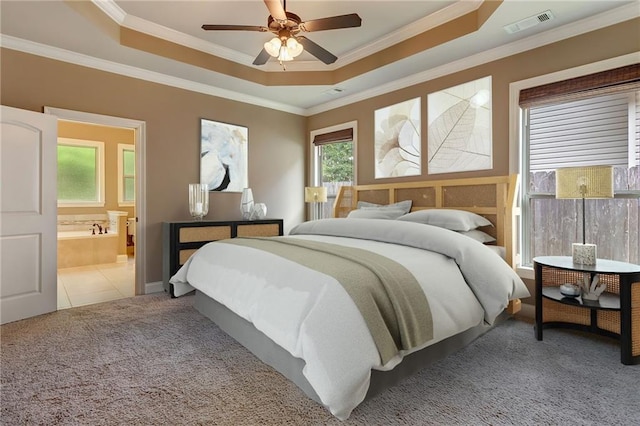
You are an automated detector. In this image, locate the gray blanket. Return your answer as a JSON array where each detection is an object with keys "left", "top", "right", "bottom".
[{"left": 220, "top": 237, "right": 433, "bottom": 365}]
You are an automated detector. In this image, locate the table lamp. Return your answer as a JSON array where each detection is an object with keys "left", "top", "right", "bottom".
[
  {"left": 305, "top": 186, "right": 328, "bottom": 220},
  {"left": 555, "top": 165, "right": 614, "bottom": 265}
]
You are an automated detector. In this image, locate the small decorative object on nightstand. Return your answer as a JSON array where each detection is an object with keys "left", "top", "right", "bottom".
[
  {"left": 559, "top": 283, "right": 580, "bottom": 298},
  {"left": 555, "top": 165, "right": 613, "bottom": 265},
  {"left": 579, "top": 273, "right": 607, "bottom": 301}
]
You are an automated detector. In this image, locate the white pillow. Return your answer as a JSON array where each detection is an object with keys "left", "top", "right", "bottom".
[
  {"left": 396, "top": 208, "right": 493, "bottom": 231},
  {"left": 347, "top": 208, "right": 407, "bottom": 220},
  {"left": 458, "top": 229, "right": 496, "bottom": 244},
  {"left": 356, "top": 199, "right": 412, "bottom": 214}
]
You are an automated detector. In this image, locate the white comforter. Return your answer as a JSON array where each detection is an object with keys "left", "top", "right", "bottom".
[{"left": 170, "top": 218, "right": 529, "bottom": 420}]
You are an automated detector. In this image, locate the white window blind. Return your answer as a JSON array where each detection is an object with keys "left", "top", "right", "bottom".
[{"left": 529, "top": 92, "right": 633, "bottom": 171}]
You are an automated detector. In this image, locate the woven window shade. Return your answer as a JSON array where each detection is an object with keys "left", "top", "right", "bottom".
[
  {"left": 520, "top": 63, "right": 640, "bottom": 107},
  {"left": 312, "top": 128, "right": 353, "bottom": 146}
]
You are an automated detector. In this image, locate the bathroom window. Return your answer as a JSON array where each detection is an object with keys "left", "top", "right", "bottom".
[
  {"left": 118, "top": 143, "right": 135, "bottom": 207},
  {"left": 57, "top": 138, "right": 105, "bottom": 207}
]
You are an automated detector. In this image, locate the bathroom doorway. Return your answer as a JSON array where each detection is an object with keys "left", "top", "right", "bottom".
[{"left": 45, "top": 107, "right": 146, "bottom": 309}]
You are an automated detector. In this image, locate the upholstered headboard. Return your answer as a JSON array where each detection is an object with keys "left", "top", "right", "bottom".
[{"left": 333, "top": 175, "right": 520, "bottom": 269}]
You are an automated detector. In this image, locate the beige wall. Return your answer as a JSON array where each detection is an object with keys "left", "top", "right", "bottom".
[
  {"left": 0, "top": 49, "right": 306, "bottom": 284},
  {"left": 57, "top": 121, "right": 135, "bottom": 219},
  {"left": 1, "top": 18, "right": 637, "bottom": 289},
  {"left": 307, "top": 19, "right": 640, "bottom": 186}
]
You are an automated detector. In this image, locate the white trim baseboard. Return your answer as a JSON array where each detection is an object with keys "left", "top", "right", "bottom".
[{"left": 145, "top": 281, "right": 164, "bottom": 294}]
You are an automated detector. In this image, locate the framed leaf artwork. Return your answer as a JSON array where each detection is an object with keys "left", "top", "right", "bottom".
[
  {"left": 374, "top": 97, "right": 421, "bottom": 179},
  {"left": 427, "top": 76, "right": 492, "bottom": 174}
]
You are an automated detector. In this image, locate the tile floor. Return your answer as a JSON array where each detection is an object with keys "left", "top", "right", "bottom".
[{"left": 57, "top": 258, "right": 135, "bottom": 309}]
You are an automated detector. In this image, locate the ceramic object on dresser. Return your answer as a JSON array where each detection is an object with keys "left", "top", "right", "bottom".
[
  {"left": 189, "top": 183, "right": 209, "bottom": 221},
  {"left": 250, "top": 203, "right": 267, "bottom": 220},
  {"left": 240, "top": 188, "right": 254, "bottom": 220}
]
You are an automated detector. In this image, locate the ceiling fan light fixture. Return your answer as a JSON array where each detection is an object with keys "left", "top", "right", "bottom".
[
  {"left": 277, "top": 44, "right": 294, "bottom": 62},
  {"left": 264, "top": 37, "right": 282, "bottom": 57},
  {"left": 286, "top": 37, "right": 303, "bottom": 57},
  {"left": 265, "top": 35, "right": 304, "bottom": 62}
]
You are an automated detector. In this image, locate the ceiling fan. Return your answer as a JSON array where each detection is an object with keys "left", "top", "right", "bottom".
[{"left": 202, "top": 0, "right": 362, "bottom": 66}]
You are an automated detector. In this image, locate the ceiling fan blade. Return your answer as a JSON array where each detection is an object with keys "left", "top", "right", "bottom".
[
  {"left": 300, "top": 14, "right": 362, "bottom": 32},
  {"left": 252, "top": 48, "right": 271, "bottom": 66},
  {"left": 297, "top": 36, "right": 337, "bottom": 64},
  {"left": 263, "top": 0, "right": 287, "bottom": 22},
  {"left": 202, "top": 24, "right": 268, "bottom": 32}
]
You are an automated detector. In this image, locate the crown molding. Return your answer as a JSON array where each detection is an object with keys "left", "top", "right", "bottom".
[
  {"left": 306, "top": 2, "right": 640, "bottom": 115},
  {"left": 2, "top": 3, "right": 637, "bottom": 117},
  {"left": 338, "top": 0, "right": 481, "bottom": 65},
  {"left": 92, "top": 0, "right": 483, "bottom": 73},
  {"left": 0, "top": 34, "right": 306, "bottom": 116}
]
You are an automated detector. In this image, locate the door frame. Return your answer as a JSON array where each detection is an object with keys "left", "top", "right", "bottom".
[{"left": 44, "top": 107, "right": 147, "bottom": 295}]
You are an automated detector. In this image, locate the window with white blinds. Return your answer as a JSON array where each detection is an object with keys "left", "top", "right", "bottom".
[
  {"left": 528, "top": 91, "right": 637, "bottom": 172},
  {"left": 519, "top": 65, "right": 640, "bottom": 267}
]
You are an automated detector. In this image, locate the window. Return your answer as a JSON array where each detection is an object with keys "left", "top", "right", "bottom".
[
  {"left": 57, "top": 138, "right": 105, "bottom": 207},
  {"left": 310, "top": 122, "right": 356, "bottom": 219},
  {"left": 118, "top": 143, "right": 135, "bottom": 206},
  {"left": 520, "top": 64, "right": 640, "bottom": 267}
]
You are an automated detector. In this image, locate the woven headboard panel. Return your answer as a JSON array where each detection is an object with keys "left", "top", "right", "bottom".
[{"left": 333, "top": 175, "right": 520, "bottom": 268}]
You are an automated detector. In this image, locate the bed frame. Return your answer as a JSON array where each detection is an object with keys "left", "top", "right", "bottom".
[
  {"left": 193, "top": 174, "right": 522, "bottom": 413},
  {"left": 333, "top": 174, "right": 520, "bottom": 269}
]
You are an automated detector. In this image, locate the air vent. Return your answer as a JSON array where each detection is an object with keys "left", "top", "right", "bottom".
[
  {"left": 504, "top": 10, "right": 555, "bottom": 34},
  {"left": 324, "top": 87, "right": 345, "bottom": 95}
]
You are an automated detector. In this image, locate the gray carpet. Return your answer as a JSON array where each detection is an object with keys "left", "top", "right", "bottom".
[{"left": 1, "top": 294, "right": 638, "bottom": 425}]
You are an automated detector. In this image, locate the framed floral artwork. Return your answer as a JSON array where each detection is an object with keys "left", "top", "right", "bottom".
[
  {"left": 427, "top": 76, "right": 492, "bottom": 174},
  {"left": 200, "top": 118, "right": 248, "bottom": 192},
  {"left": 374, "top": 97, "right": 421, "bottom": 179}
]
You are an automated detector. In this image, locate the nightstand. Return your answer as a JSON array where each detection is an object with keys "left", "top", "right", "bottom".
[
  {"left": 162, "top": 219, "right": 283, "bottom": 296},
  {"left": 534, "top": 256, "right": 640, "bottom": 365}
]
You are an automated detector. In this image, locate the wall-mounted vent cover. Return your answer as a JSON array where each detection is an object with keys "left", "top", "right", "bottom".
[
  {"left": 504, "top": 10, "right": 555, "bottom": 34},
  {"left": 324, "top": 87, "right": 345, "bottom": 95}
]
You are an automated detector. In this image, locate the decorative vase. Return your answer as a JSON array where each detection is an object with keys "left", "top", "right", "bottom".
[
  {"left": 189, "top": 183, "right": 209, "bottom": 221},
  {"left": 240, "top": 188, "right": 254, "bottom": 220},
  {"left": 250, "top": 203, "right": 267, "bottom": 220}
]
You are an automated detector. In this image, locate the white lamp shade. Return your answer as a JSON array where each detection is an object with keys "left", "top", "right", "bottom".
[
  {"left": 264, "top": 37, "right": 281, "bottom": 57},
  {"left": 305, "top": 186, "right": 327, "bottom": 203},
  {"left": 286, "top": 37, "right": 303, "bottom": 57},
  {"left": 556, "top": 165, "right": 614, "bottom": 199}
]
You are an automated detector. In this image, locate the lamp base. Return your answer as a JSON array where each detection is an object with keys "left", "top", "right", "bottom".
[{"left": 572, "top": 243, "right": 596, "bottom": 265}]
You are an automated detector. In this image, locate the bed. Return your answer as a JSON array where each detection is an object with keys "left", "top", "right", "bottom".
[{"left": 169, "top": 175, "right": 530, "bottom": 420}]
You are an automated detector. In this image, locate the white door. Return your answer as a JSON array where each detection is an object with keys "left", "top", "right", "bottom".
[{"left": 1, "top": 105, "right": 58, "bottom": 324}]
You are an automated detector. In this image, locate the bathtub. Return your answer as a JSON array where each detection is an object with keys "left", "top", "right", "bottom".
[{"left": 57, "top": 231, "right": 119, "bottom": 269}]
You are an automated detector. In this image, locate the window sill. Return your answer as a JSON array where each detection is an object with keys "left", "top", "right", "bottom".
[{"left": 516, "top": 266, "right": 534, "bottom": 281}]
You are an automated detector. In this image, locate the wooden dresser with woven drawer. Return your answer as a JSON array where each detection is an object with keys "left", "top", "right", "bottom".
[
  {"left": 534, "top": 256, "right": 640, "bottom": 365},
  {"left": 162, "top": 219, "right": 283, "bottom": 296}
]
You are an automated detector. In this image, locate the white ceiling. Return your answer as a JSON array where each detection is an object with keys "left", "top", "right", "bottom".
[{"left": 1, "top": 0, "right": 638, "bottom": 115}]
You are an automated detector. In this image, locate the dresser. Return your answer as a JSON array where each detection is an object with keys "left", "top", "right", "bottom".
[{"left": 162, "top": 219, "right": 284, "bottom": 296}]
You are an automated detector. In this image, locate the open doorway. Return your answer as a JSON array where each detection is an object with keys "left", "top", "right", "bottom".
[{"left": 45, "top": 107, "right": 146, "bottom": 308}]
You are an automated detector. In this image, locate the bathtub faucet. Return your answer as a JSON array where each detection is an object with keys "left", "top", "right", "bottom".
[{"left": 93, "top": 223, "right": 103, "bottom": 234}]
